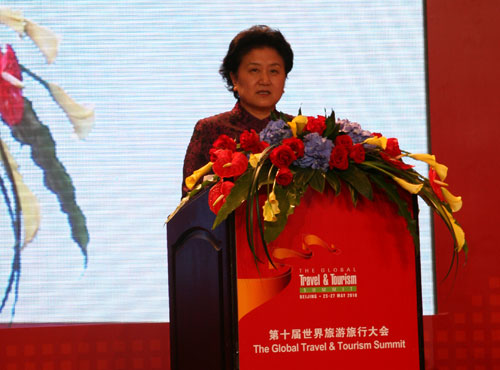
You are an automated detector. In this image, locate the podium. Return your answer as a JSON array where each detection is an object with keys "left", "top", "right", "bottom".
[{"left": 167, "top": 186, "right": 425, "bottom": 370}]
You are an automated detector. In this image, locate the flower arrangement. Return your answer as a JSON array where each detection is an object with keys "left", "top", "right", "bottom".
[
  {"left": 183, "top": 110, "right": 466, "bottom": 264},
  {"left": 0, "top": 7, "right": 94, "bottom": 317}
]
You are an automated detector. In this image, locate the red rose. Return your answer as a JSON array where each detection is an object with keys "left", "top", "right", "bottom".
[
  {"left": 259, "top": 141, "right": 269, "bottom": 152},
  {"left": 276, "top": 167, "right": 293, "bottom": 186},
  {"left": 212, "top": 134, "right": 236, "bottom": 151},
  {"left": 210, "top": 134, "right": 237, "bottom": 161},
  {"left": 380, "top": 151, "right": 413, "bottom": 170},
  {"left": 208, "top": 180, "right": 234, "bottom": 214},
  {"left": 0, "top": 45, "right": 24, "bottom": 126},
  {"left": 385, "top": 138, "right": 401, "bottom": 157},
  {"left": 305, "top": 115, "right": 326, "bottom": 135},
  {"left": 429, "top": 168, "right": 444, "bottom": 201},
  {"left": 212, "top": 149, "right": 248, "bottom": 178},
  {"left": 240, "top": 129, "right": 264, "bottom": 153},
  {"left": 282, "top": 137, "right": 305, "bottom": 158},
  {"left": 270, "top": 145, "right": 297, "bottom": 168},
  {"left": 372, "top": 132, "right": 383, "bottom": 138},
  {"left": 335, "top": 134, "right": 353, "bottom": 149},
  {"left": 349, "top": 143, "right": 365, "bottom": 164},
  {"left": 329, "top": 145, "right": 349, "bottom": 170}
]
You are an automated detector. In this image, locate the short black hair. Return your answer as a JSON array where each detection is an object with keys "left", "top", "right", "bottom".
[{"left": 219, "top": 25, "right": 294, "bottom": 98}]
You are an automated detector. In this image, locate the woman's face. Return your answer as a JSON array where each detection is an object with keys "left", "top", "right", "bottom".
[{"left": 230, "top": 47, "right": 286, "bottom": 119}]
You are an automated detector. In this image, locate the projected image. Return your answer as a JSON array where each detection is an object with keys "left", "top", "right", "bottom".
[
  {"left": 0, "top": 8, "right": 92, "bottom": 318},
  {"left": 0, "top": 1, "right": 429, "bottom": 322}
]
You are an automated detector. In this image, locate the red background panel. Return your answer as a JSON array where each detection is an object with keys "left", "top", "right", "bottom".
[
  {"left": 426, "top": 0, "right": 500, "bottom": 368},
  {"left": 0, "top": 323, "right": 170, "bottom": 370}
]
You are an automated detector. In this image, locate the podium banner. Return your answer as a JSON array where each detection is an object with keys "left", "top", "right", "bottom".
[{"left": 236, "top": 187, "right": 423, "bottom": 369}]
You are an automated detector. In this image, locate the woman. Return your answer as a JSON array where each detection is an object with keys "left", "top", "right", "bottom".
[{"left": 182, "top": 25, "right": 294, "bottom": 195}]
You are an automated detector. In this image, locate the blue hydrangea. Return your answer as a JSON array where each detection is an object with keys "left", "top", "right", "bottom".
[
  {"left": 295, "top": 133, "right": 333, "bottom": 172},
  {"left": 338, "top": 118, "right": 372, "bottom": 144},
  {"left": 259, "top": 119, "right": 293, "bottom": 146}
]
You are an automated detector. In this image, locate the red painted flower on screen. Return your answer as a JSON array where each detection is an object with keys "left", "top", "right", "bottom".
[
  {"left": 212, "top": 149, "right": 248, "bottom": 178},
  {"left": 0, "top": 45, "right": 24, "bottom": 126},
  {"left": 282, "top": 137, "right": 304, "bottom": 158},
  {"left": 270, "top": 144, "right": 296, "bottom": 168},
  {"left": 305, "top": 115, "right": 326, "bottom": 135},
  {"left": 208, "top": 180, "right": 234, "bottom": 214},
  {"left": 209, "top": 134, "right": 236, "bottom": 161}
]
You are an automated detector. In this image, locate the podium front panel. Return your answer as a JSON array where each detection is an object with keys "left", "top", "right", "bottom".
[{"left": 236, "top": 187, "right": 424, "bottom": 369}]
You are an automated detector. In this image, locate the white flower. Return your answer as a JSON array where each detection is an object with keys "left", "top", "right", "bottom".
[
  {"left": 0, "top": 7, "right": 60, "bottom": 64},
  {"left": 25, "top": 19, "right": 60, "bottom": 64},
  {"left": 1, "top": 139, "right": 41, "bottom": 247},
  {"left": 0, "top": 7, "right": 26, "bottom": 36},
  {"left": 48, "top": 82, "right": 95, "bottom": 139}
]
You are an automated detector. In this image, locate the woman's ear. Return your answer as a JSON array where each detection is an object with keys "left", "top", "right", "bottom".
[{"left": 230, "top": 72, "right": 238, "bottom": 90}]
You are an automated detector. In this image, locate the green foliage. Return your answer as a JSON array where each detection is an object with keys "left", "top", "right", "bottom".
[
  {"left": 263, "top": 184, "right": 290, "bottom": 243},
  {"left": 338, "top": 165, "right": 373, "bottom": 201}
]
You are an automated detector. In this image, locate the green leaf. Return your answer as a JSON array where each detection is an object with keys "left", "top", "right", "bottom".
[
  {"left": 188, "top": 176, "right": 218, "bottom": 199},
  {"left": 282, "top": 167, "right": 311, "bottom": 218},
  {"left": 263, "top": 185, "right": 291, "bottom": 243},
  {"left": 10, "top": 99, "right": 89, "bottom": 261},
  {"left": 292, "top": 167, "right": 315, "bottom": 188},
  {"left": 370, "top": 173, "right": 419, "bottom": 249},
  {"left": 347, "top": 183, "right": 358, "bottom": 207},
  {"left": 256, "top": 162, "right": 274, "bottom": 189},
  {"left": 248, "top": 151, "right": 275, "bottom": 266},
  {"left": 212, "top": 169, "right": 253, "bottom": 228},
  {"left": 323, "top": 111, "right": 339, "bottom": 139},
  {"left": 309, "top": 170, "right": 325, "bottom": 193},
  {"left": 338, "top": 165, "right": 373, "bottom": 200},
  {"left": 325, "top": 171, "right": 341, "bottom": 195}
]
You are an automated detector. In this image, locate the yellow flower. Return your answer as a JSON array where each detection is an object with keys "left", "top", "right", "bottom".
[
  {"left": 409, "top": 153, "right": 448, "bottom": 181},
  {"left": 441, "top": 187, "right": 462, "bottom": 212},
  {"left": 249, "top": 153, "right": 263, "bottom": 168},
  {"left": 443, "top": 208, "right": 466, "bottom": 251},
  {"left": 185, "top": 162, "right": 213, "bottom": 190},
  {"left": 0, "top": 7, "right": 26, "bottom": 36},
  {"left": 47, "top": 82, "right": 95, "bottom": 139},
  {"left": 409, "top": 153, "right": 435, "bottom": 164},
  {"left": 392, "top": 176, "right": 423, "bottom": 194},
  {"left": 434, "top": 163, "right": 448, "bottom": 181},
  {"left": 263, "top": 191, "right": 280, "bottom": 222},
  {"left": 363, "top": 136, "right": 388, "bottom": 150},
  {"left": 288, "top": 115, "right": 307, "bottom": 137}
]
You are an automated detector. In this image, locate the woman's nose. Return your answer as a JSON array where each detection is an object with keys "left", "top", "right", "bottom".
[{"left": 259, "top": 71, "right": 271, "bottom": 84}]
